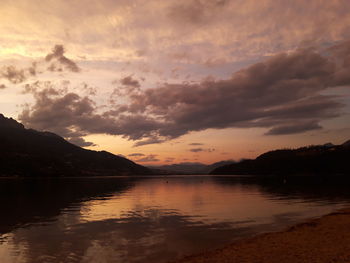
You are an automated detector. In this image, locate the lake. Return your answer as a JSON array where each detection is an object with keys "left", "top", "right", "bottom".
[{"left": 0, "top": 175, "right": 350, "bottom": 263}]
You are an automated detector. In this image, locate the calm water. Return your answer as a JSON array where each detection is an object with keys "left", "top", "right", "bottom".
[{"left": 1, "top": 175, "right": 350, "bottom": 263}]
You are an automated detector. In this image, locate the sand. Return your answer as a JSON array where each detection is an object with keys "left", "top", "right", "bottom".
[{"left": 172, "top": 209, "right": 350, "bottom": 263}]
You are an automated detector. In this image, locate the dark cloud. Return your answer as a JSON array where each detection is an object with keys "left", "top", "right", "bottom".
[
  {"left": 1, "top": 66, "right": 26, "bottom": 84},
  {"left": 133, "top": 137, "right": 165, "bottom": 147},
  {"left": 128, "top": 153, "right": 145, "bottom": 157},
  {"left": 120, "top": 75, "right": 140, "bottom": 88},
  {"left": 45, "top": 45, "right": 80, "bottom": 73},
  {"left": 168, "top": 0, "right": 229, "bottom": 26},
  {"left": 0, "top": 84, "right": 7, "bottom": 89},
  {"left": 80, "top": 82, "right": 97, "bottom": 96},
  {"left": 189, "top": 148, "right": 215, "bottom": 153},
  {"left": 0, "top": 45, "right": 79, "bottom": 86},
  {"left": 265, "top": 121, "right": 322, "bottom": 135},
  {"left": 189, "top": 148, "right": 203, "bottom": 152},
  {"left": 165, "top": 157, "right": 175, "bottom": 163},
  {"left": 19, "top": 42, "right": 350, "bottom": 146},
  {"left": 327, "top": 40, "right": 350, "bottom": 86},
  {"left": 0, "top": 63, "right": 39, "bottom": 85},
  {"left": 28, "top": 62, "right": 37, "bottom": 76},
  {"left": 18, "top": 81, "right": 165, "bottom": 147},
  {"left": 134, "top": 154, "right": 159, "bottom": 163},
  {"left": 188, "top": 143, "right": 204, "bottom": 146},
  {"left": 0, "top": 63, "right": 38, "bottom": 84},
  {"left": 108, "top": 45, "right": 347, "bottom": 143},
  {"left": 19, "top": 82, "right": 109, "bottom": 147},
  {"left": 68, "top": 137, "right": 96, "bottom": 147},
  {"left": 110, "top": 76, "right": 141, "bottom": 102}
]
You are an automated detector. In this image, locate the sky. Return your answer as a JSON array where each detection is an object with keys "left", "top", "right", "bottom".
[{"left": 0, "top": 0, "right": 350, "bottom": 165}]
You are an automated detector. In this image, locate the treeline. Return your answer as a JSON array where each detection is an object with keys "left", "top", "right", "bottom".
[{"left": 210, "top": 142, "right": 350, "bottom": 175}]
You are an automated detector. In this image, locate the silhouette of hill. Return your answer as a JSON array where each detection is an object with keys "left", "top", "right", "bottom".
[
  {"left": 149, "top": 160, "right": 235, "bottom": 175},
  {"left": 210, "top": 142, "right": 350, "bottom": 175},
  {"left": 343, "top": 140, "right": 350, "bottom": 147},
  {"left": 0, "top": 114, "right": 151, "bottom": 177}
]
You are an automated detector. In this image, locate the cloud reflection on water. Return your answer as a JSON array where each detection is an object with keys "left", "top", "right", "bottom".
[{"left": 1, "top": 176, "right": 350, "bottom": 263}]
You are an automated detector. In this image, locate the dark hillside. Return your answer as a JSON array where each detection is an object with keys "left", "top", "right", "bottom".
[
  {"left": 0, "top": 114, "right": 151, "bottom": 177},
  {"left": 211, "top": 143, "right": 350, "bottom": 176}
]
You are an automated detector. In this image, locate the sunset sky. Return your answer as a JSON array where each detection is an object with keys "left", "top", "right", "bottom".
[{"left": 1, "top": 0, "right": 350, "bottom": 165}]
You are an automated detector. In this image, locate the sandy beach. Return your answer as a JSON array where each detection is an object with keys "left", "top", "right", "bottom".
[{"left": 173, "top": 209, "right": 350, "bottom": 263}]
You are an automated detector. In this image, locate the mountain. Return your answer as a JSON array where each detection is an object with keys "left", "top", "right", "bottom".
[
  {"left": 323, "top": 142, "right": 334, "bottom": 148},
  {"left": 0, "top": 114, "right": 151, "bottom": 177},
  {"left": 149, "top": 160, "right": 235, "bottom": 175},
  {"left": 206, "top": 160, "right": 237, "bottom": 172},
  {"left": 210, "top": 141, "right": 350, "bottom": 176},
  {"left": 343, "top": 140, "right": 350, "bottom": 147}
]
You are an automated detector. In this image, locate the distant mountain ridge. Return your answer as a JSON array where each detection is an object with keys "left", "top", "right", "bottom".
[
  {"left": 211, "top": 141, "right": 350, "bottom": 175},
  {"left": 149, "top": 160, "right": 235, "bottom": 175},
  {"left": 0, "top": 114, "right": 151, "bottom": 177}
]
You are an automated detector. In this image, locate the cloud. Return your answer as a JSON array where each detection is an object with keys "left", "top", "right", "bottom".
[
  {"left": 265, "top": 121, "right": 322, "bottom": 135},
  {"left": 188, "top": 143, "right": 203, "bottom": 146},
  {"left": 0, "top": 84, "right": 7, "bottom": 89},
  {"left": 167, "top": 0, "right": 229, "bottom": 26},
  {"left": 164, "top": 157, "right": 175, "bottom": 163},
  {"left": 134, "top": 154, "right": 159, "bottom": 163},
  {"left": 2, "top": 0, "right": 350, "bottom": 75},
  {"left": 133, "top": 137, "right": 165, "bottom": 147},
  {"left": 189, "top": 148, "right": 215, "bottom": 153},
  {"left": 107, "top": 44, "right": 347, "bottom": 143},
  {"left": 18, "top": 42, "right": 350, "bottom": 146},
  {"left": 1, "top": 66, "right": 26, "bottom": 84},
  {"left": 0, "top": 45, "right": 79, "bottom": 86},
  {"left": 19, "top": 81, "right": 108, "bottom": 147},
  {"left": 67, "top": 136, "right": 96, "bottom": 147},
  {"left": 18, "top": 81, "right": 165, "bottom": 147},
  {"left": 45, "top": 45, "right": 80, "bottom": 72},
  {"left": 120, "top": 75, "right": 140, "bottom": 88},
  {"left": 189, "top": 148, "right": 203, "bottom": 152},
  {"left": 28, "top": 62, "right": 37, "bottom": 76},
  {"left": 128, "top": 153, "right": 145, "bottom": 157},
  {"left": 0, "top": 63, "right": 38, "bottom": 85},
  {"left": 110, "top": 75, "right": 142, "bottom": 102},
  {"left": 327, "top": 40, "right": 350, "bottom": 86}
]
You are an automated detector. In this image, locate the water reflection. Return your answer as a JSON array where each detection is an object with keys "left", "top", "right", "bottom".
[{"left": 0, "top": 176, "right": 350, "bottom": 263}]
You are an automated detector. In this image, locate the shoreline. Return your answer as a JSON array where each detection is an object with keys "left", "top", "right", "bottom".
[{"left": 172, "top": 208, "right": 350, "bottom": 263}]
